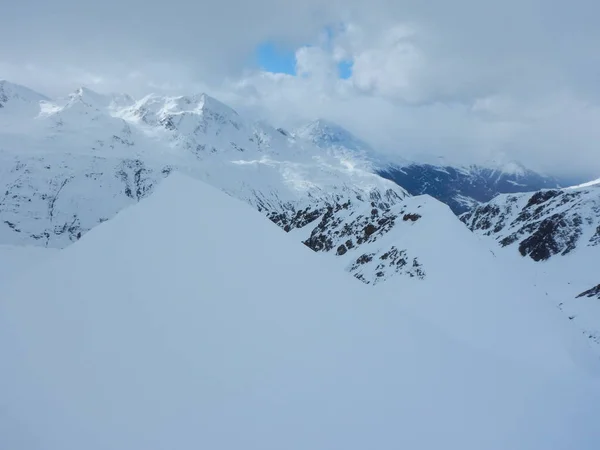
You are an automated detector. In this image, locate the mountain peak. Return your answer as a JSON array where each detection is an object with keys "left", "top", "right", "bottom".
[
  {"left": 0, "top": 80, "right": 50, "bottom": 107},
  {"left": 67, "top": 86, "right": 110, "bottom": 109},
  {"left": 295, "top": 119, "right": 372, "bottom": 152},
  {"left": 195, "top": 93, "right": 239, "bottom": 117},
  {"left": 141, "top": 93, "right": 240, "bottom": 119}
]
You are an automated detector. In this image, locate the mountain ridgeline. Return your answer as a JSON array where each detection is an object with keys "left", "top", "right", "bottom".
[
  {"left": 0, "top": 79, "right": 598, "bottom": 347},
  {"left": 2, "top": 81, "right": 600, "bottom": 448},
  {"left": 378, "top": 164, "right": 563, "bottom": 214}
]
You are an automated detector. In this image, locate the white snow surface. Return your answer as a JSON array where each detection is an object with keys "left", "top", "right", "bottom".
[
  {"left": 0, "top": 244, "right": 58, "bottom": 286},
  {"left": 568, "top": 177, "right": 600, "bottom": 189},
  {"left": 462, "top": 184, "right": 600, "bottom": 350},
  {"left": 1, "top": 174, "right": 600, "bottom": 450},
  {"left": 0, "top": 82, "right": 407, "bottom": 248}
]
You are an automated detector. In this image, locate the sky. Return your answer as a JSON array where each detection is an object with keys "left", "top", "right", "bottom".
[{"left": 1, "top": 0, "right": 600, "bottom": 178}]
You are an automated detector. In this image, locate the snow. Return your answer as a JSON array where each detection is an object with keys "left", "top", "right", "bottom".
[
  {"left": 0, "top": 244, "right": 58, "bottom": 285},
  {"left": 1, "top": 173, "right": 600, "bottom": 450},
  {"left": 0, "top": 80, "right": 49, "bottom": 106},
  {"left": 0, "top": 80, "right": 51, "bottom": 133},
  {"left": 293, "top": 118, "right": 398, "bottom": 169},
  {"left": 0, "top": 84, "right": 408, "bottom": 248},
  {"left": 294, "top": 118, "right": 373, "bottom": 152},
  {"left": 496, "top": 161, "right": 527, "bottom": 177},
  {"left": 2, "top": 81, "right": 600, "bottom": 447},
  {"left": 454, "top": 193, "right": 480, "bottom": 208},
  {"left": 567, "top": 177, "right": 600, "bottom": 189},
  {"left": 462, "top": 185, "right": 600, "bottom": 351}
]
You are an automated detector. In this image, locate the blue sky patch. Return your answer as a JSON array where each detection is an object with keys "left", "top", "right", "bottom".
[
  {"left": 338, "top": 61, "right": 353, "bottom": 79},
  {"left": 254, "top": 28, "right": 353, "bottom": 80},
  {"left": 255, "top": 42, "right": 297, "bottom": 75}
]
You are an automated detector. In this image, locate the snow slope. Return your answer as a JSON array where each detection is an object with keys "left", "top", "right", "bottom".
[
  {"left": 1, "top": 174, "right": 599, "bottom": 450},
  {"left": 462, "top": 184, "right": 600, "bottom": 348},
  {"left": 568, "top": 177, "right": 600, "bottom": 189},
  {"left": 0, "top": 244, "right": 58, "bottom": 286}
]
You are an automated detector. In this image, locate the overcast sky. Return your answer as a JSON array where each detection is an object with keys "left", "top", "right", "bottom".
[{"left": 2, "top": 0, "right": 600, "bottom": 178}]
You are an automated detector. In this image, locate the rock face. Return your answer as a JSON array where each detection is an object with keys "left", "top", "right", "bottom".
[
  {"left": 461, "top": 186, "right": 600, "bottom": 261},
  {"left": 0, "top": 153, "right": 170, "bottom": 248},
  {"left": 378, "top": 163, "right": 565, "bottom": 215},
  {"left": 577, "top": 284, "right": 600, "bottom": 299},
  {"left": 303, "top": 199, "right": 436, "bottom": 285}
]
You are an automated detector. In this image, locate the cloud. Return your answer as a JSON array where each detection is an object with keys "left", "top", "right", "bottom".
[{"left": 2, "top": 0, "right": 600, "bottom": 178}]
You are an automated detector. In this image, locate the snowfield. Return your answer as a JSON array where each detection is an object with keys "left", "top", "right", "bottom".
[
  {"left": 2, "top": 174, "right": 600, "bottom": 450},
  {"left": 2, "top": 78, "right": 600, "bottom": 448},
  {"left": 462, "top": 183, "right": 600, "bottom": 349},
  {"left": 0, "top": 244, "right": 58, "bottom": 285}
]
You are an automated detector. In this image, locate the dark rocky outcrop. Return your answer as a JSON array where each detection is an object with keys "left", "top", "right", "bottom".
[
  {"left": 576, "top": 284, "right": 600, "bottom": 299},
  {"left": 462, "top": 187, "right": 599, "bottom": 262}
]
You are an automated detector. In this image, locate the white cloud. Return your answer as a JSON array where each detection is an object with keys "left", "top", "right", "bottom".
[
  {"left": 2, "top": 0, "right": 600, "bottom": 178},
  {"left": 349, "top": 25, "right": 423, "bottom": 101}
]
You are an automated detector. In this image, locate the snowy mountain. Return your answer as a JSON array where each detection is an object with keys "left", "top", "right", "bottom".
[
  {"left": 295, "top": 118, "right": 374, "bottom": 153},
  {"left": 569, "top": 178, "right": 600, "bottom": 189},
  {"left": 461, "top": 184, "right": 600, "bottom": 262},
  {"left": 0, "top": 79, "right": 49, "bottom": 109},
  {"left": 377, "top": 162, "right": 564, "bottom": 214},
  {"left": 0, "top": 82, "right": 407, "bottom": 256},
  {"left": 2, "top": 173, "right": 600, "bottom": 450},
  {"left": 461, "top": 182, "right": 600, "bottom": 346},
  {"left": 300, "top": 195, "right": 466, "bottom": 285},
  {"left": 292, "top": 118, "right": 396, "bottom": 172},
  {"left": 292, "top": 118, "right": 564, "bottom": 214},
  {"left": 1, "top": 80, "right": 598, "bottom": 338}
]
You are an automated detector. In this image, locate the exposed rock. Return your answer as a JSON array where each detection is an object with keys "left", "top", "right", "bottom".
[
  {"left": 517, "top": 214, "right": 582, "bottom": 261},
  {"left": 403, "top": 213, "right": 421, "bottom": 222},
  {"left": 590, "top": 226, "right": 600, "bottom": 246},
  {"left": 364, "top": 224, "right": 377, "bottom": 236},
  {"left": 576, "top": 284, "right": 600, "bottom": 299},
  {"left": 462, "top": 187, "right": 599, "bottom": 262}
]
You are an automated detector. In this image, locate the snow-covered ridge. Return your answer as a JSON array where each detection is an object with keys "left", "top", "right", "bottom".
[
  {"left": 0, "top": 81, "right": 420, "bottom": 284},
  {"left": 0, "top": 81, "right": 592, "bottom": 290},
  {"left": 568, "top": 178, "right": 600, "bottom": 190},
  {"left": 377, "top": 162, "right": 563, "bottom": 215},
  {"left": 2, "top": 173, "right": 600, "bottom": 450},
  {"left": 0, "top": 79, "right": 50, "bottom": 107},
  {"left": 294, "top": 118, "right": 373, "bottom": 152}
]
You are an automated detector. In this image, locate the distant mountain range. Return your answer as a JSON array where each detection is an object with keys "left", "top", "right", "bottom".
[
  {"left": 377, "top": 163, "right": 564, "bottom": 214},
  {"left": 1, "top": 79, "right": 598, "bottom": 351},
  {"left": 292, "top": 117, "right": 572, "bottom": 214}
]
